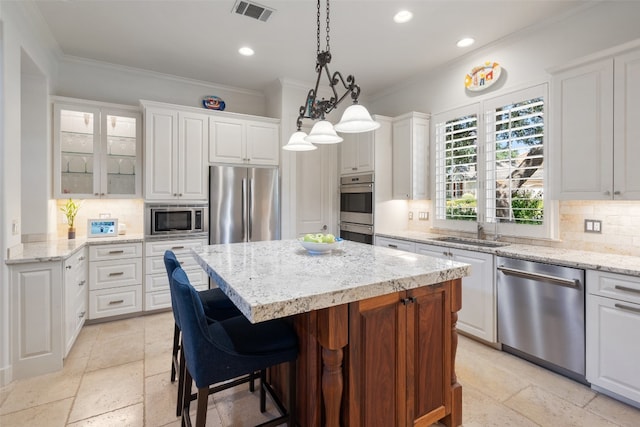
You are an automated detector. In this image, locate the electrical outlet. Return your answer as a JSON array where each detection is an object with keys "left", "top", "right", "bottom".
[
  {"left": 584, "top": 219, "right": 602, "bottom": 233},
  {"left": 408, "top": 211, "right": 414, "bottom": 220}
]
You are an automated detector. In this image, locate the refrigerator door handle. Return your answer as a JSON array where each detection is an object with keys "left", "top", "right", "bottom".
[
  {"left": 248, "top": 178, "right": 253, "bottom": 241},
  {"left": 241, "top": 178, "right": 247, "bottom": 241}
]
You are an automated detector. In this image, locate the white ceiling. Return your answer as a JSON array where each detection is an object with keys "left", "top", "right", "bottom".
[{"left": 34, "top": 0, "right": 590, "bottom": 95}]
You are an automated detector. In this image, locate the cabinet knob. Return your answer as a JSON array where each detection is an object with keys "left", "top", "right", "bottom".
[
  {"left": 79, "top": 311, "right": 86, "bottom": 318},
  {"left": 78, "top": 280, "right": 86, "bottom": 287},
  {"left": 178, "top": 193, "right": 183, "bottom": 197},
  {"left": 614, "top": 190, "right": 621, "bottom": 195},
  {"left": 94, "top": 193, "right": 100, "bottom": 196},
  {"left": 66, "top": 265, "right": 72, "bottom": 270},
  {"left": 173, "top": 193, "right": 178, "bottom": 197},
  {"left": 352, "top": 167, "right": 357, "bottom": 171},
  {"left": 100, "top": 193, "right": 105, "bottom": 196},
  {"left": 79, "top": 256, "right": 85, "bottom": 261},
  {"left": 604, "top": 190, "right": 611, "bottom": 196}
]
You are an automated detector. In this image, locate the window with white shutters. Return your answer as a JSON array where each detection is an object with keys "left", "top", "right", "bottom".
[{"left": 434, "top": 84, "right": 555, "bottom": 239}]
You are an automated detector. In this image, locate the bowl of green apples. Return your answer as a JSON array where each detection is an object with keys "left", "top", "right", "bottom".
[{"left": 298, "top": 233, "right": 343, "bottom": 254}]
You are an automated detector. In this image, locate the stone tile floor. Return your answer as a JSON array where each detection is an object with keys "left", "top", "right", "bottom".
[{"left": 1, "top": 311, "right": 639, "bottom": 426}]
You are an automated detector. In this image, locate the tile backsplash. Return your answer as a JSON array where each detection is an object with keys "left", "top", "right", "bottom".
[
  {"left": 56, "top": 198, "right": 144, "bottom": 238},
  {"left": 404, "top": 200, "right": 640, "bottom": 257}
]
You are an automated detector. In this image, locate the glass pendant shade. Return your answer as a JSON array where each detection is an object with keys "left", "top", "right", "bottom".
[
  {"left": 334, "top": 104, "right": 381, "bottom": 133},
  {"left": 283, "top": 131, "right": 317, "bottom": 151},
  {"left": 304, "top": 120, "right": 343, "bottom": 144}
]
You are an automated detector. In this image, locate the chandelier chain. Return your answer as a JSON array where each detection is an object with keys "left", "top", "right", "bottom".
[
  {"left": 325, "top": 0, "right": 330, "bottom": 52},
  {"left": 316, "top": 0, "right": 321, "bottom": 55}
]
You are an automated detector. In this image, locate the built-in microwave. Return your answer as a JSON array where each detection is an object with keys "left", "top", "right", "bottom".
[{"left": 145, "top": 204, "right": 208, "bottom": 237}]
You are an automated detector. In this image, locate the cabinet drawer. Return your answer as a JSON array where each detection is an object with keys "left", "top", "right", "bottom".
[
  {"left": 89, "top": 285, "right": 142, "bottom": 319},
  {"left": 375, "top": 236, "right": 416, "bottom": 253},
  {"left": 90, "top": 258, "right": 142, "bottom": 290},
  {"left": 145, "top": 253, "right": 200, "bottom": 275},
  {"left": 145, "top": 268, "right": 208, "bottom": 293},
  {"left": 145, "top": 282, "right": 210, "bottom": 312},
  {"left": 145, "top": 238, "right": 207, "bottom": 257},
  {"left": 65, "top": 248, "right": 87, "bottom": 272},
  {"left": 89, "top": 242, "right": 142, "bottom": 261},
  {"left": 587, "top": 270, "right": 640, "bottom": 304}
]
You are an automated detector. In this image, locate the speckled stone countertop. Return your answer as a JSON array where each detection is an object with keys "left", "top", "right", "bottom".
[
  {"left": 376, "top": 230, "right": 640, "bottom": 278},
  {"left": 5, "top": 234, "right": 145, "bottom": 264},
  {"left": 191, "top": 239, "right": 470, "bottom": 323}
]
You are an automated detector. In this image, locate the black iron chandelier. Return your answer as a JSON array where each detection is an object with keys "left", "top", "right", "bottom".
[{"left": 283, "top": 0, "right": 380, "bottom": 151}]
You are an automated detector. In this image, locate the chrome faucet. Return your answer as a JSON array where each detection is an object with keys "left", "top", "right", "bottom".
[{"left": 477, "top": 223, "right": 486, "bottom": 240}]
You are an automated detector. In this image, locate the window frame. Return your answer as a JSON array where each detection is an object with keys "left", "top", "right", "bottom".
[{"left": 432, "top": 83, "right": 558, "bottom": 240}]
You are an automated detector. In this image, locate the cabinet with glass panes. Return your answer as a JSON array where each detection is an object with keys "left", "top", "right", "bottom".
[{"left": 53, "top": 97, "right": 141, "bottom": 198}]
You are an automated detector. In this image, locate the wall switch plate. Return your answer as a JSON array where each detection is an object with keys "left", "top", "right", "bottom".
[
  {"left": 584, "top": 219, "right": 602, "bottom": 233},
  {"left": 408, "top": 211, "right": 414, "bottom": 220},
  {"left": 12, "top": 220, "right": 19, "bottom": 236},
  {"left": 418, "top": 212, "right": 429, "bottom": 220}
]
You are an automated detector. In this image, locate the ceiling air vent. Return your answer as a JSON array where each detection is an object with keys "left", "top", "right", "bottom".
[{"left": 233, "top": 0, "right": 274, "bottom": 22}]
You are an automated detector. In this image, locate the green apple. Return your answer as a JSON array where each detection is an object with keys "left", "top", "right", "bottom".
[
  {"left": 322, "top": 233, "right": 336, "bottom": 243},
  {"left": 303, "top": 233, "right": 316, "bottom": 242}
]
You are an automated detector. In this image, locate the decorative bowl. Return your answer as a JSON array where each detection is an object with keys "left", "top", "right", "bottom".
[{"left": 298, "top": 237, "right": 343, "bottom": 254}]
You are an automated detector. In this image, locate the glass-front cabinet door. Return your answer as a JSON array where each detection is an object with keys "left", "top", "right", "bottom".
[{"left": 53, "top": 100, "right": 141, "bottom": 199}]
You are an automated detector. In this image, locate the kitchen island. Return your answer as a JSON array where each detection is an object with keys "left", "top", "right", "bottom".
[{"left": 191, "top": 239, "right": 470, "bottom": 427}]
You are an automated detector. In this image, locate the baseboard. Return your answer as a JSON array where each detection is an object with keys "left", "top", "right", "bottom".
[{"left": 0, "top": 364, "right": 13, "bottom": 387}]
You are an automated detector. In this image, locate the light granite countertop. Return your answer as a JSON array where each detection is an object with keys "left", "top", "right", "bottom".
[
  {"left": 191, "top": 239, "right": 470, "bottom": 323},
  {"left": 5, "top": 234, "right": 145, "bottom": 264},
  {"left": 376, "top": 230, "right": 640, "bottom": 278}
]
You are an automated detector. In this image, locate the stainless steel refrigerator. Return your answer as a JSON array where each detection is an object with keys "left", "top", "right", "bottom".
[{"left": 209, "top": 165, "right": 280, "bottom": 244}]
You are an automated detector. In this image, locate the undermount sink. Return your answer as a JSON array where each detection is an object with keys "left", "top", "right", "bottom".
[{"left": 432, "top": 236, "right": 510, "bottom": 248}]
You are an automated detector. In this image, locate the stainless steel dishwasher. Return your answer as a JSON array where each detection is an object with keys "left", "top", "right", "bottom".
[{"left": 497, "top": 256, "right": 587, "bottom": 383}]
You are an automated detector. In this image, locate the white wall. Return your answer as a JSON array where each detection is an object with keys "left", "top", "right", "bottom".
[
  {"left": 369, "top": 1, "right": 640, "bottom": 117},
  {"left": 54, "top": 57, "right": 268, "bottom": 117},
  {"left": 0, "top": 1, "right": 58, "bottom": 386}
]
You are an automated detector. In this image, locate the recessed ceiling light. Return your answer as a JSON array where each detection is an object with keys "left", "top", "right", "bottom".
[
  {"left": 239, "top": 46, "right": 255, "bottom": 56},
  {"left": 457, "top": 37, "right": 475, "bottom": 48},
  {"left": 393, "top": 10, "right": 413, "bottom": 24}
]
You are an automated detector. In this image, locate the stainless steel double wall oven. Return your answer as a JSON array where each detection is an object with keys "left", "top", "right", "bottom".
[{"left": 339, "top": 173, "right": 374, "bottom": 244}]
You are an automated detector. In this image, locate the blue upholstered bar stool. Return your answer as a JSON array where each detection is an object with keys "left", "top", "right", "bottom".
[
  {"left": 171, "top": 267, "right": 298, "bottom": 427},
  {"left": 163, "top": 250, "right": 242, "bottom": 416}
]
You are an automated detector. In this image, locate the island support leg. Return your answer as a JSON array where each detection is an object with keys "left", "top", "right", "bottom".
[
  {"left": 443, "top": 278, "right": 463, "bottom": 427},
  {"left": 317, "top": 304, "right": 348, "bottom": 427}
]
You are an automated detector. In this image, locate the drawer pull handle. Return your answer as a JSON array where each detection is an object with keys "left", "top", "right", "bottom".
[
  {"left": 172, "top": 246, "right": 185, "bottom": 250},
  {"left": 109, "top": 300, "right": 124, "bottom": 305},
  {"left": 615, "top": 303, "right": 640, "bottom": 314},
  {"left": 79, "top": 311, "right": 86, "bottom": 318},
  {"left": 78, "top": 280, "right": 86, "bottom": 286},
  {"left": 388, "top": 244, "right": 398, "bottom": 248},
  {"left": 109, "top": 272, "right": 124, "bottom": 277},
  {"left": 615, "top": 285, "right": 640, "bottom": 295},
  {"left": 109, "top": 250, "right": 125, "bottom": 254}
]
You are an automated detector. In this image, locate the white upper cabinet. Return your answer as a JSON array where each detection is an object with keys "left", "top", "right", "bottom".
[
  {"left": 552, "top": 46, "right": 640, "bottom": 200},
  {"left": 209, "top": 117, "right": 279, "bottom": 166},
  {"left": 392, "top": 112, "right": 430, "bottom": 200},
  {"left": 144, "top": 106, "right": 208, "bottom": 201},
  {"left": 340, "top": 132, "right": 374, "bottom": 175},
  {"left": 54, "top": 99, "right": 141, "bottom": 199}
]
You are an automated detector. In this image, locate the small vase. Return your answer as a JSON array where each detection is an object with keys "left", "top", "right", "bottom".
[{"left": 68, "top": 227, "right": 76, "bottom": 240}]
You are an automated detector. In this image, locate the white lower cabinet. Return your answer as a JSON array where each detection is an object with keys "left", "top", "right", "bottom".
[
  {"left": 63, "top": 248, "right": 87, "bottom": 356},
  {"left": 415, "top": 243, "right": 496, "bottom": 343},
  {"left": 586, "top": 270, "right": 640, "bottom": 406},
  {"left": 144, "top": 238, "right": 208, "bottom": 311},
  {"left": 88, "top": 242, "right": 143, "bottom": 319},
  {"left": 374, "top": 236, "right": 416, "bottom": 252},
  {"left": 10, "top": 261, "right": 63, "bottom": 379}
]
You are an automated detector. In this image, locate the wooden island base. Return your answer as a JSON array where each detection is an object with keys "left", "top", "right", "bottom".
[{"left": 270, "top": 278, "right": 463, "bottom": 427}]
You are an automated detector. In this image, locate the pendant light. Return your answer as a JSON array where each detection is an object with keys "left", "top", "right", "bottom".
[
  {"left": 284, "top": 0, "right": 378, "bottom": 150},
  {"left": 282, "top": 129, "right": 317, "bottom": 151}
]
